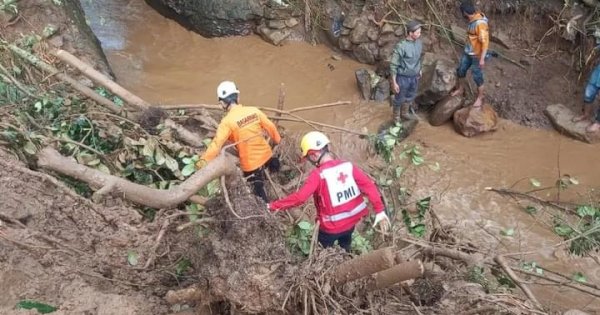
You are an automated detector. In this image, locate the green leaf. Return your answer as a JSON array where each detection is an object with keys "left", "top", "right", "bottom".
[
  {"left": 95, "top": 163, "right": 111, "bottom": 174},
  {"left": 142, "top": 142, "right": 155, "bottom": 158},
  {"left": 85, "top": 159, "right": 101, "bottom": 166},
  {"left": 297, "top": 221, "right": 312, "bottom": 230},
  {"left": 573, "top": 272, "right": 587, "bottom": 283},
  {"left": 395, "top": 166, "right": 405, "bottom": 178},
  {"left": 23, "top": 141, "right": 37, "bottom": 155},
  {"left": 34, "top": 101, "right": 42, "bottom": 112},
  {"left": 127, "top": 250, "right": 139, "bottom": 266},
  {"left": 165, "top": 155, "right": 179, "bottom": 173},
  {"left": 385, "top": 137, "right": 396, "bottom": 147},
  {"left": 524, "top": 206, "right": 537, "bottom": 215},
  {"left": 529, "top": 178, "right": 541, "bottom": 188},
  {"left": 15, "top": 300, "right": 57, "bottom": 314},
  {"left": 411, "top": 155, "right": 424, "bottom": 166},
  {"left": 182, "top": 157, "right": 193, "bottom": 164},
  {"left": 154, "top": 149, "right": 166, "bottom": 166},
  {"left": 576, "top": 205, "right": 597, "bottom": 218},
  {"left": 428, "top": 162, "right": 440, "bottom": 171},
  {"left": 553, "top": 224, "right": 573, "bottom": 237},
  {"left": 181, "top": 163, "right": 196, "bottom": 177},
  {"left": 501, "top": 227, "right": 515, "bottom": 237}
]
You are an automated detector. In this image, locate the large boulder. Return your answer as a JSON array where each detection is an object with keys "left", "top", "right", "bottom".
[
  {"left": 350, "top": 19, "right": 371, "bottom": 44},
  {"left": 416, "top": 58, "right": 457, "bottom": 106},
  {"left": 429, "top": 95, "right": 464, "bottom": 126},
  {"left": 356, "top": 69, "right": 374, "bottom": 100},
  {"left": 453, "top": 104, "right": 498, "bottom": 137},
  {"left": 152, "top": 0, "right": 265, "bottom": 37},
  {"left": 355, "top": 69, "right": 389, "bottom": 101},
  {"left": 353, "top": 42, "right": 379, "bottom": 64},
  {"left": 545, "top": 104, "right": 600, "bottom": 144}
]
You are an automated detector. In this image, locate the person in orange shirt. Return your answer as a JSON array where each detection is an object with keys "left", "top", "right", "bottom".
[
  {"left": 451, "top": 1, "right": 490, "bottom": 109},
  {"left": 197, "top": 81, "right": 281, "bottom": 202}
]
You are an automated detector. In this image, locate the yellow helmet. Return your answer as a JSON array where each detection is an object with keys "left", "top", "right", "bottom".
[{"left": 300, "top": 131, "right": 330, "bottom": 157}]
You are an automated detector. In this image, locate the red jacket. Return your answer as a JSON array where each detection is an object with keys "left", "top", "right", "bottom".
[{"left": 269, "top": 160, "right": 385, "bottom": 233}]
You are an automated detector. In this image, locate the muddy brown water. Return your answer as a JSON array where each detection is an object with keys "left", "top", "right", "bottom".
[{"left": 83, "top": 0, "right": 600, "bottom": 311}]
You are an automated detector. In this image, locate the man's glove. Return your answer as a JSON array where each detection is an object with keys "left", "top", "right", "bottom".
[
  {"left": 195, "top": 159, "right": 208, "bottom": 170},
  {"left": 373, "top": 211, "right": 390, "bottom": 233}
]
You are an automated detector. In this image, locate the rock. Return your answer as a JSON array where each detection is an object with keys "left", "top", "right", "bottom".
[
  {"left": 416, "top": 58, "right": 457, "bottom": 106},
  {"left": 156, "top": 0, "right": 264, "bottom": 37},
  {"left": 343, "top": 15, "right": 360, "bottom": 29},
  {"left": 284, "top": 17, "right": 298, "bottom": 27},
  {"left": 257, "top": 24, "right": 292, "bottom": 46},
  {"left": 355, "top": 69, "right": 388, "bottom": 101},
  {"left": 264, "top": 6, "right": 293, "bottom": 19},
  {"left": 430, "top": 95, "right": 464, "bottom": 126},
  {"left": 373, "top": 79, "right": 390, "bottom": 101},
  {"left": 341, "top": 27, "right": 351, "bottom": 36},
  {"left": 545, "top": 104, "right": 600, "bottom": 144},
  {"left": 353, "top": 42, "right": 378, "bottom": 64},
  {"left": 339, "top": 36, "right": 353, "bottom": 51},
  {"left": 267, "top": 20, "right": 287, "bottom": 29},
  {"left": 379, "top": 42, "right": 395, "bottom": 63},
  {"left": 453, "top": 104, "right": 498, "bottom": 137},
  {"left": 355, "top": 69, "right": 374, "bottom": 100},
  {"left": 378, "top": 33, "right": 398, "bottom": 47},
  {"left": 394, "top": 25, "right": 405, "bottom": 36},
  {"left": 331, "top": 54, "right": 342, "bottom": 61},
  {"left": 350, "top": 20, "right": 370, "bottom": 44},
  {"left": 367, "top": 25, "right": 380, "bottom": 41},
  {"left": 381, "top": 23, "right": 395, "bottom": 34}
]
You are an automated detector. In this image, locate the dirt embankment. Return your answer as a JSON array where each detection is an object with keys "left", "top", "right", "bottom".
[{"left": 0, "top": 148, "right": 168, "bottom": 314}]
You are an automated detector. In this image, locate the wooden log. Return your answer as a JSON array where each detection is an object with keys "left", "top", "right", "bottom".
[
  {"left": 366, "top": 260, "right": 424, "bottom": 291},
  {"left": 37, "top": 147, "right": 236, "bottom": 209},
  {"left": 332, "top": 247, "right": 395, "bottom": 285},
  {"left": 52, "top": 49, "right": 151, "bottom": 110},
  {"left": 6, "top": 44, "right": 123, "bottom": 114}
]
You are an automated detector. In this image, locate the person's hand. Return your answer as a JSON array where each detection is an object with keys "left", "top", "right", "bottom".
[
  {"left": 373, "top": 211, "right": 390, "bottom": 233},
  {"left": 195, "top": 159, "right": 207, "bottom": 170},
  {"left": 392, "top": 82, "right": 400, "bottom": 94},
  {"left": 479, "top": 57, "right": 485, "bottom": 69}
]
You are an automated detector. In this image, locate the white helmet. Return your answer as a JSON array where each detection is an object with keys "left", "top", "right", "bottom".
[{"left": 216, "top": 81, "right": 240, "bottom": 99}]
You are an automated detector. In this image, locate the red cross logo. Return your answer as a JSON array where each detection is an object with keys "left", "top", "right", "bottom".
[{"left": 337, "top": 172, "right": 348, "bottom": 184}]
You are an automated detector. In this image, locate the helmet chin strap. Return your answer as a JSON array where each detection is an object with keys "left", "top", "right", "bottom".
[{"left": 308, "top": 148, "right": 327, "bottom": 167}]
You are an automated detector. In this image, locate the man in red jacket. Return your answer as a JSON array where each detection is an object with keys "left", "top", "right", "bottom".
[{"left": 267, "top": 131, "right": 390, "bottom": 252}]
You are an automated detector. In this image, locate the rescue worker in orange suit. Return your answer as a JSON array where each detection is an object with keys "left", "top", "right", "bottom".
[
  {"left": 451, "top": 1, "right": 490, "bottom": 109},
  {"left": 196, "top": 81, "right": 281, "bottom": 202},
  {"left": 267, "top": 131, "right": 390, "bottom": 252}
]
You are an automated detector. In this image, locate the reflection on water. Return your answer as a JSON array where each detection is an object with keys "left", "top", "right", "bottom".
[{"left": 82, "top": 0, "right": 600, "bottom": 311}]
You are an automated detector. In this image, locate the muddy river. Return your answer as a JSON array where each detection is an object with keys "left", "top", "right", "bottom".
[{"left": 82, "top": 0, "right": 600, "bottom": 311}]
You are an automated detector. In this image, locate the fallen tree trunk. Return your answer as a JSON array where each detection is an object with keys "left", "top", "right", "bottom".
[
  {"left": 365, "top": 260, "right": 424, "bottom": 291},
  {"left": 37, "top": 147, "right": 236, "bottom": 209},
  {"left": 6, "top": 44, "right": 123, "bottom": 114},
  {"left": 52, "top": 49, "right": 151, "bottom": 110},
  {"left": 332, "top": 247, "right": 396, "bottom": 285},
  {"left": 50, "top": 50, "right": 206, "bottom": 147}
]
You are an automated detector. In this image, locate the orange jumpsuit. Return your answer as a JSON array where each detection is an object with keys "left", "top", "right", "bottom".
[{"left": 200, "top": 104, "right": 281, "bottom": 172}]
